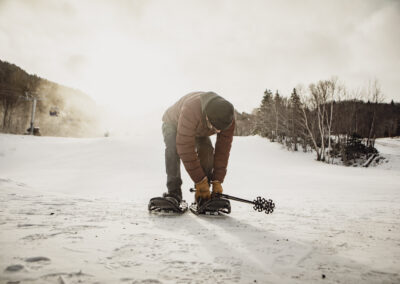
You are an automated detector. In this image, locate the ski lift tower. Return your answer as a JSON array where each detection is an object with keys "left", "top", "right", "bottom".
[{"left": 25, "top": 92, "right": 42, "bottom": 135}]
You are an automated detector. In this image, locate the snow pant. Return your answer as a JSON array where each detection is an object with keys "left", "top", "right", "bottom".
[{"left": 162, "top": 122, "right": 214, "bottom": 197}]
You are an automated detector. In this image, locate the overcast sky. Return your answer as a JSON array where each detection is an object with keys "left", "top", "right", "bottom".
[{"left": 0, "top": 0, "right": 399, "bottom": 117}]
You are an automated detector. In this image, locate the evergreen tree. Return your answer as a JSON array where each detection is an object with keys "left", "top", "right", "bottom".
[
  {"left": 272, "top": 90, "right": 282, "bottom": 142},
  {"left": 289, "top": 88, "right": 302, "bottom": 151},
  {"left": 254, "top": 89, "right": 274, "bottom": 138}
]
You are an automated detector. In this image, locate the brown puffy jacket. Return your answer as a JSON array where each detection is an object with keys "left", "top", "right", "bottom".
[{"left": 162, "top": 92, "right": 235, "bottom": 183}]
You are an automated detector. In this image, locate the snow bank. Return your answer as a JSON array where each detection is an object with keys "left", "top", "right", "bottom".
[{"left": 374, "top": 137, "right": 400, "bottom": 170}]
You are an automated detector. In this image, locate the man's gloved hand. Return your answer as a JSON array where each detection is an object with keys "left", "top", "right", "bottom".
[
  {"left": 211, "top": 180, "right": 223, "bottom": 196},
  {"left": 195, "top": 176, "right": 211, "bottom": 202}
]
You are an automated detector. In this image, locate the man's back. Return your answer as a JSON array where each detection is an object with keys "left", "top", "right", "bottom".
[{"left": 162, "top": 91, "right": 204, "bottom": 125}]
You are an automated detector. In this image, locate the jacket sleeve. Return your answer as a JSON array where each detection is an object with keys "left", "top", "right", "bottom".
[
  {"left": 212, "top": 119, "right": 235, "bottom": 183},
  {"left": 176, "top": 106, "right": 205, "bottom": 183}
]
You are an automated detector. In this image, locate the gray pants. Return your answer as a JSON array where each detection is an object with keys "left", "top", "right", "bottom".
[{"left": 162, "top": 123, "right": 214, "bottom": 197}]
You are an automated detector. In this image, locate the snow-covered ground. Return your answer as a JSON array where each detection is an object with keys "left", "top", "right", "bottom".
[
  {"left": 0, "top": 133, "right": 399, "bottom": 283},
  {"left": 375, "top": 138, "right": 400, "bottom": 170}
]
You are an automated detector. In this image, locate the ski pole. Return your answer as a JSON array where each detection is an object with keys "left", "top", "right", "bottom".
[{"left": 189, "top": 188, "right": 275, "bottom": 214}]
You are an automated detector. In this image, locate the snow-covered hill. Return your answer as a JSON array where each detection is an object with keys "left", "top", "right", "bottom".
[{"left": 0, "top": 133, "right": 399, "bottom": 283}]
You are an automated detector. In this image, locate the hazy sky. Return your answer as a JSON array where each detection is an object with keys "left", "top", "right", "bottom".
[{"left": 1, "top": 0, "right": 399, "bottom": 117}]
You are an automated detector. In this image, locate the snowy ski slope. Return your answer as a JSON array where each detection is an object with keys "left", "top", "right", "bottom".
[{"left": 0, "top": 133, "right": 399, "bottom": 283}]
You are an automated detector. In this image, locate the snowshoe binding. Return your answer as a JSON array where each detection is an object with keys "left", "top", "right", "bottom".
[
  {"left": 190, "top": 197, "right": 231, "bottom": 215},
  {"left": 148, "top": 193, "right": 188, "bottom": 214}
]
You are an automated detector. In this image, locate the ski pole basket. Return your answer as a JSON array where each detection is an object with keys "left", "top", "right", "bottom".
[{"left": 252, "top": 196, "right": 275, "bottom": 214}]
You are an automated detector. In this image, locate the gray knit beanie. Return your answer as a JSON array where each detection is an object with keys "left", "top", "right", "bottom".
[{"left": 205, "top": 96, "right": 234, "bottom": 131}]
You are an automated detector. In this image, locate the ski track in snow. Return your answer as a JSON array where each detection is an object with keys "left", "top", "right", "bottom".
[{"left": 0, "top": 134, "right": 400, "bottom": 283}]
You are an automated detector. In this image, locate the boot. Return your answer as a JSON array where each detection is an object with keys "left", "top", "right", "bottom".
[{"left": 162, "top": 189, "right": 182, "bottom": 207}]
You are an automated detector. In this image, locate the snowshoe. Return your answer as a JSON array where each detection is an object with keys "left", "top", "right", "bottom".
[
  {"left": 190, "top": 197, "right": 231, "bottom": 215},
  {"left": 148, "top": 194, "right": 188, "bottom": 214}
]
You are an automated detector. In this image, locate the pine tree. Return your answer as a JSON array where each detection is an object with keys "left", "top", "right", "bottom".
[
  {"left": 272, "top": 90, "right": 282, "bottom": 142},
  {"left": 289, "top": 88, "right": 302, "bottom": 151},
  {"left": 254, "top": 89, "right": 274, "bottom": 138}
]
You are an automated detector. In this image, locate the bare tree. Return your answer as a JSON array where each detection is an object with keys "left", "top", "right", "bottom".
[
  {"left": 0, "top": 85, "right": 24, "bottom": 131},
  {"left": 325, "top": 77, "right": 342, "bottom": 163},
  {"left": 310, "top": 82, "right": 328, "bottom": 161},
  {"left": 298, "top": 78, "right": 342, "bottom": 162},
  {"left": 367, "top": 79, "right": 385, "bottom": 147},
  {"left": 298, "top": 86, "right": 323, "bottom": 160}
]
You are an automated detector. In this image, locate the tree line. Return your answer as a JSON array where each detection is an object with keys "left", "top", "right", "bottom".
[
  {"left": 252, "top": 78, "right": 400, "bottom": 165},
  {"left": 0, "top": 60, "right": 101, "bottom": 137}
]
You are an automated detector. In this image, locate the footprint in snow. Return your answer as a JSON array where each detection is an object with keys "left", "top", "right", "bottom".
[
  {"left": 4, "top": 264, "right": 24, "bottom": 272},
  {"left": 132, "top": 279, "right": 163, "bottom": 284},
  {"left": 25, "top": 256, "right": 51, "bottom": 262}
]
